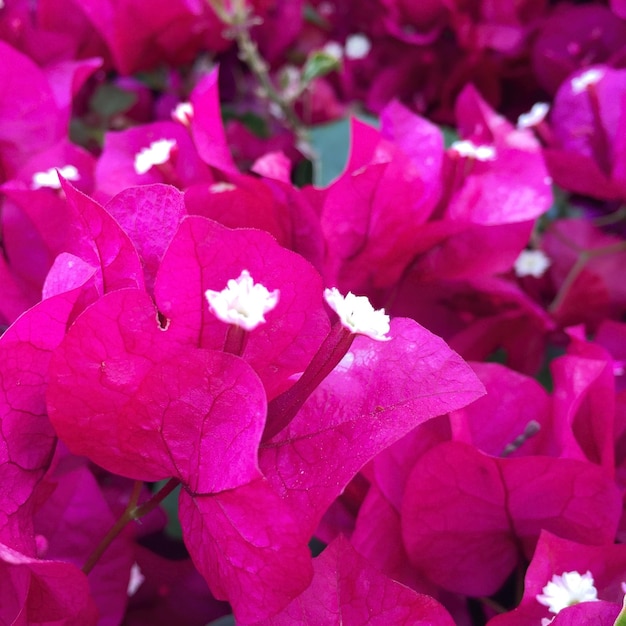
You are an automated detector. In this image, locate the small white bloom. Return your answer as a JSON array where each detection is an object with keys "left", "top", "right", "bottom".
[
  {"left": 127, "top": 562, "right": 145, "bottom": 597},
  {"left": 209, "top": 182, "right": 236, "bottom": 193},
  {"left": 205, "top": 270, "right": 280, "bottom": 331},
  {"left": 449, "top": 140, "right": 496, "bottom": 161},
  {"left": 134, "top": 139, "right": 176, "bottom": 175},
  {"left": 345, "top": 34, "right": 371, "bottom": 60},
  {"left": 517, "top": 102, "right": 550, "bottom": 129},
  {"left": 537, "top": 570, "right": 599, "bottom": 614},
  {"left": 323, "top": 41, "right": 344, "bottom": 61},
  {"left": 324, "top": 287, "right": 390, "bottom": 341},
  {"left": 171, "top": 102, "right": 194, "bottom": 126},
  {"left": 31, "top": 165, "right": 80, "bottom": 189},
  {"left": 571, "top": 68, "right": 604, "bottom": 94},
  {"left": 514, "top": 249, "right": 551, "bottom": 278}
]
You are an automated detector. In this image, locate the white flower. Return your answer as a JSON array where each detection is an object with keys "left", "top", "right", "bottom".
[
  {"left": 345, "top": 34, "right": 371, "bottom": 60},
  {"left": 536, "top": 570, "right": 599, "bottom": 614},
  {"left": 449, "top": 140, "right": 496, "bottom": 161},
  {"left": 205, "top": 270, "right": 280, "bottom": 331},
  {"left": 127, "top": 562, "right": 145, "bottom": 597},
  {"left": 323, "top": 41, "right": 344, "bottom": 61},
  {"left": 31, "top": 165, "right": 80, "bottom": 189},
  {"left": 324, "top": 287, "right": 390, "bottom": 341},
  {"left": 134, "top": 139, "right": 176, "bottom": 175},
  {"left": 514, "top": 249, "right": 551, "bottom": 278},
  {"left": 571, "top": 68, "right": 604, "bottom": 94},
  {"left": 171, "top": 102, "right": 194, "bottom": 126},
  {"left": 517, "top": 102, "right": 550, "bottom": 129}
]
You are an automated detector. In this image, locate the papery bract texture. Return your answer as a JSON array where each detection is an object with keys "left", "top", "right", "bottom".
[
  {"left": 47, "top": 288, "right": 266, "bottom": 490},
  {"left": 402, "top": 442, "right": 622, "bottom": 596},
  {"left": 259, "top": 318, "right": 485, "bottom": 536},
  {"left": 0, "top": 542, "right": 98, "bottom": 625},
  {"left": 0, "top": 287, "right": 85, "bottom": 554},
  {"left": 154, "top": 215, "right": 330, "bottom": 398},
  {"left": 246, "top": 535, "right": 456, "bottom": 626},
  {"left": 178, "top": 479, "right": 312, "bottom": 624},
  {"left": 34, "top": 460, "right": 135, "bottom": 626},
  {"left": 105, "top": 184, "right": 187, "bottom": 294},
  {"left": 488, "top": 531, "right": 626, "bottom": 625}
]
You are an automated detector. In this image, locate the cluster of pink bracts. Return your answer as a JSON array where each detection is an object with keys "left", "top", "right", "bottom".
[{"left": 3, "top": 1, "right": 626, "bottom": 625}]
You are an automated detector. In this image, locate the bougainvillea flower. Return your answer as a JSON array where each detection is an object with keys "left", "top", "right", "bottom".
[
  {"left": 0, "top": 41, "right": 99, "bottom": 180},
  {"left": 259, "top": 318, "right": 485, "bottom": 537},
  {"left": 124, "top": 546, "right": 231, "bottom": 626},
  {"left": 73, "top": 0, "right": 232, "bottom": 75},
  {"left": 0, "top": 286, "right": 88, "bottom": 556},
  {"left": 542, "top": 218, "right": 626, "bottom": 329},
  {"left": 401, "top": 441, "right": 621, "bottom": 596},
  {"left": 532, "top": 5, "right": 626, "bottom": 94},
  {"left": 317, "top": 108, "right": 443, "bottom": 293},
  {"left": 104, "top": 184, "right": 187, "bottom": 294},
  {"left": 178, "top": 478, "right": 312, "bottom": 624},
  {"left": 487, "top": 531, "right": 626, "bottom": 625},
  {"left": 244, "top": 535, "right": 456, "bottom": 625},
  {"left": 154, "top": 216, "right": 330, "bottom": 398},
  {"left": 544, "top": 65, "right": 626, "bottom": 201},
  {"left": 46, "top": 288, "right": 266, "bottom": 490},
  {"left": 94, "top": 121, "right": 213, "bottom": 201},
  {"left": 448, "top": 362, "right": 550, "bottom": 457},
  {"left": 0, "top": 541, "right": 98, "bottom": 625},
  {"left": 33, "top": 460, "right": 135, "bottom": 626}
]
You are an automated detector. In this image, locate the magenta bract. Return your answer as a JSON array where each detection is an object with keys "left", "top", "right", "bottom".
[
  {"left": 245, "top": 535, "right": 456, "bottom": 625},
  {"left": 47, "top": 288, "right": 265, "bottom": 491},
  {"left": 401, "top": 441, "right": 622, "bottom": 596}
]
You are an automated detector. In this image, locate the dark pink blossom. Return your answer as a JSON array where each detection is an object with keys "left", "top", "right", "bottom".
[
  {"left": 401, "top": 441, "right": 622, "bottom": 596},
  {"left": 487, "top": 531, "right": 626, "bottom": 625},
  {"left": 246, "top": 535, "right": 456, "bottom": 626},
  {"left": 259, "top": 318, "right": 485, "bottom": 536},
  {"left": 154, "top": 216, "right": 330, "bottom": 398},
  {"left": 0, "top": 542, "right": 98, "bottom": 625}
]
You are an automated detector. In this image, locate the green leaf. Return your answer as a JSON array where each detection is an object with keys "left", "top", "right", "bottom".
[
  {"left": 205, "top": 616, "right": 235, "bottom": 626},
  {"left": 309, "top": 113, "right": 378, "bottom": 187},
  {"left": 90, "top": 84, "right": 137, "bottom": 119},
  {"left": 440, "top": 126, "right": 460, "bottom": 149},
  {"left": 301, "top": 51, "right": 341, "bottom": 84}
]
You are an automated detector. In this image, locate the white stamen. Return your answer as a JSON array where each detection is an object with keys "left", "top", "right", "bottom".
[
  {"left": 205, "top": 270, "right": 280, "bottom": 331},
  {"left": 345, "top": 34, "right": 371, "bottom": 60},
  {"left": 571, "top": 68, "right": 605, "bottom": 94},
  {"left": 514, "top": 249, "right": 551, "bottom": 278},
  {"left": 536, "top": 570, "right": 599, "bottom": 614},
  {"left": 134, "top": 139, "right": 176, "bottom": 175},
  {"left": 171, "top": 102, "right": 194, "bottom": 126},
  {"left": 517, "top": 102, "right": 550, "bottom": 129},
  {"left": 324, "top": 288, "right": 390, "bottom": 341},
  {"left": 323, "top": 41, "right": 344, "bottom": 61},
  {"left": 31, "top": 165, "right": 80, "bottom": 189},
  {"left": 127, "top": 562, "right": 145, "bottom": 597},
  {"left": 449, "top": 140, "right": 496, "bottom": 161},
  {"left": 209, "top": 182, "right": 236, "bottom": 193}
]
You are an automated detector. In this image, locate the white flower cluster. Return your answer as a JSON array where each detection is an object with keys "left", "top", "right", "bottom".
[
  {"left": 514, "top": 249, "right": 551, "bottom": 278},
  {"left": 323, "top": 288, "right": 390, "bottom": 341},
  {"left": 134, "top": 139, "right": 176, "bottom": 175},
  {"left": 449, "top": 140, "right": 496, "bottom": 161},
  {"left": 205, "top": 270, "right": 280, "bottom": 331},
  {"left": 31, "top": 165, "right": 80, "bottom": 189},
  {"left": 537, "top": 570, "right": 599, "bottom": 615}
]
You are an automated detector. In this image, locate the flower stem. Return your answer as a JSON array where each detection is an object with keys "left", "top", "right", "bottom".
[
  {"left": 82, "top": 477, "right": 180, "bottom": 575},
  {"left": 263, "top": 322, "right": 354, "bottom": 440},
  {"left": 207, "top": 0, "right": 310, "bottom": 150}
]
